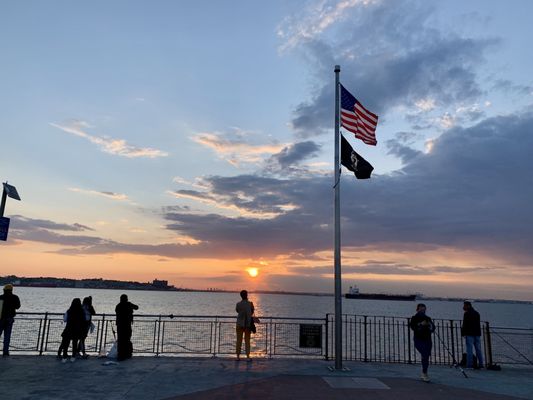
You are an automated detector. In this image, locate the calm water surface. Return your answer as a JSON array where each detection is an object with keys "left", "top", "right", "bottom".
[{"left": 15, "top": 287, "right": 533, "bottom": 328}]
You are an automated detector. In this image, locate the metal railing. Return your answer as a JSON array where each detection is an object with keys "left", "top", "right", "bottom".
[
  {"left": 7, "top": 312, "right": 533, "bottom": 365},
  {"left": 10, "top": 313, "right": 327, "bottom": 359}
]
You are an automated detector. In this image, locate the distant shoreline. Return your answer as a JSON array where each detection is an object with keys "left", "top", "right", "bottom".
[{"left": 2, "top": 275, "right": 531, "bottom": 305}]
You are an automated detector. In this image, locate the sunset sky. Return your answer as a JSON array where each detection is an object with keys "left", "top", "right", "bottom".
[{"left": 1, "top": 1, "right": 532, "bottom": 300}]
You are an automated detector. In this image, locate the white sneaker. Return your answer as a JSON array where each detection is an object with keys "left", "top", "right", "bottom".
[
  {"left": 70, "top": 357, "right": 76, "bottom": 363},
  {"left": 421, "top": 373, "right": 430, "bottom": 382},
  {"left": 61, "top": 358, "right": 67, "bottom": 364}
]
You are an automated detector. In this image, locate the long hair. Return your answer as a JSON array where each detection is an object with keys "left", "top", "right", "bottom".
[{"left": 69, "top": 298, "right": 82, "bottom": 311}]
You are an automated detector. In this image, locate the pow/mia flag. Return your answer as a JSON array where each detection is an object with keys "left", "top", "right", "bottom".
[{"left": 341, "top": 134, "right": 374, "bottom": 179}]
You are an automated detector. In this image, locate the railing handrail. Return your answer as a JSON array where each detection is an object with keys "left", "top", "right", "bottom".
[{"left": 15, "top": 312, "right": 327, "bottom": 321}]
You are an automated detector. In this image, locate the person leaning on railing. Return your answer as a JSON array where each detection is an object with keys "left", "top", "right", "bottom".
[
  {"left": 115, "top": 294, "right": 139, "bottom": 361},
  {"left": 0, "top": 284, "right": 21, "bottom": 357}
]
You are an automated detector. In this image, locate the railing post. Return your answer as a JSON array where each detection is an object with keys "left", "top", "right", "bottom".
[
  {"left": 155, "top": 315, "right": 162, "bottom": 356},
  {"left": 212, "top": 317, "right": 217, "bottom": 358},
  {"left": 325, "top": 315, "right": 329, "bottom": 361},
  {"left": 407, "top": 317, "right": 412, "bottom": 364},
  {"left": 364, "top": 316, "right": 368, "bottom": 362},
  {"left": 39, "top": 312, "right": 48, "bottom": 355},
  {"left": 269, "top": 317, "right": 273, "bottom": 359},
  {"left": 98, "top": 314, "right": 106, "bottom": 355},
  {"left": 484, "top": 321, "right": 494, "bottom": 367},
  {"left": 449, "top": 320, "right": 456, "bottom": 365}
]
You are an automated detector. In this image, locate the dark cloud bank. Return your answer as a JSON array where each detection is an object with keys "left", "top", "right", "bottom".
[{"left": 10, "top": 112, "right": 533, "bottom": 268}]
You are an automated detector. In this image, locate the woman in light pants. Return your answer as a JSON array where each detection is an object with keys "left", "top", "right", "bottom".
[{"left": 235, "top": 290, "right": 254, "bottom": 361}]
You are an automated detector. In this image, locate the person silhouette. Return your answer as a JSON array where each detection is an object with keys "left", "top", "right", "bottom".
[
  {"left": 115, "top": 294, "right": 138, "bottom": 361},
  {"left": 0, "top": 284, "right": 21, "bottom": 356},
  {"left": 235, "top": 290, "right": 254, "bottom": 361}
]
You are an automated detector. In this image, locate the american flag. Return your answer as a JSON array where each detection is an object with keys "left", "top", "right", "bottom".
[{"left": 340, "top": 84, "right": 378, "bottom": 146}]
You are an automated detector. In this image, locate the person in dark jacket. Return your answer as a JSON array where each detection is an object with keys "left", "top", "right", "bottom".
[
  {"left": 461, "top": 301, "right": 484, "bottom": 368},
  {"left": 410, "top": 303, "right": 435, "bottom": 382},
  {"left": 78, "top": 296, "right": 96, "bottom": 358},
  {"left": 0, "top": 284, "right": 21, "bottom": 356},
  {"left": 115, "top": 294, "right": 138, "bottom": 361},
  {"left": 58, "top": 298, "right": 85, "bottom": 362}
]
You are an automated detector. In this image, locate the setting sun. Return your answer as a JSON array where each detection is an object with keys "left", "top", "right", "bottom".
[{"left": 247, "top": 268, "right": 259, "bottom": 278}]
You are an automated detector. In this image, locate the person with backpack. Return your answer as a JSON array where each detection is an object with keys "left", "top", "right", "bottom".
[
  {"left": 410, "top": 303, "right": 435, "bottom": 382},
  {"left": 462, "top": 300, "right": 484, "bottom": 369}
]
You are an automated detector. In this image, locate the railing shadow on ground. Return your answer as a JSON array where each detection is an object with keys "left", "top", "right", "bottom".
[{"left": 8, "top": 312, "right": 533, "bottom": 366}]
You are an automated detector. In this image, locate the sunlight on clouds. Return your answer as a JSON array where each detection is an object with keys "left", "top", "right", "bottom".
[
  {"left": 50, "top": 120, "right": 169, "bottom": 158},
  {"left": 415, "top": 98, "right": 436, "bottom": 112},
  {"left": 192, "top": 131, "right": 286, "bottom": 167},
  {"left": 439, "top": 113, "right": 456, "bottom": 129},
  {"left": 172, "top": 235, "right": 202, "bottom": 245},
  {"left": 424, "top": 138, "right": 436, "bottom": 154},
  {"left": 167, "top": 190, "right": 287, "bottom": 219},
  {"left": 277, "top": 0, "right": 378, "bottom": 52}
]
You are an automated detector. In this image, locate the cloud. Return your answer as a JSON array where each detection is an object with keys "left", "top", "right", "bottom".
[
  {"left": 163, "top": 111, "right": 533, "bottom": 263},
  {"left": 168, "top": 175, "right": 301, "bottom": 218},
  {"left": 11, "top": 215, "right": 93, "bottom": 232},
  {"left": 277, "top": 0, "right": 377, "bottom": 52},
  {"left": 492, "top": 79, "right": 533, "bottom": 96},
  {"left": 69, "top": 187, "right": 129, "bottom": 201},
  {"left": 284, "top": 1, "right": 498, "bottom": 137},
  {"left": 385, "top": 138, "right": 422, "bottom": 163},
  {"left": 287, "top": 263, "right": 501, "bottom": 276},
  {"left": 264, "top": 140, "right": 322, "bottom": 175},
  {"left": 12, "top": 112, "right": 533, "bottom": 275},
  {"left": 50, "top": 120, "right": 169, "bottom": 158},
  {"left": 8, "top": 215, "right": 110, "bottom": 247},
  {"left": 191, "top": 129, "right": 286, "bottom": 167}
]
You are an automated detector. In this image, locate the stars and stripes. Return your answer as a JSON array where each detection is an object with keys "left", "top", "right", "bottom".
[{"left": 340, "top": 84, "right": 378, "bottom": 146}]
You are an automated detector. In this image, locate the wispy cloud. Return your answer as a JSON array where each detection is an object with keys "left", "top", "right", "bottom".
[
  {"left": 50, "top": 120, "right": 169, "bottom": 158},
  {"left": 191, "top": 129, "right": 286, "bottom": 167},
  {"left": 277, "top": 0, "right": 378, "bottom": 52},
  {"left": 70, "top": 187, "right": 129, "bottom": 200}
]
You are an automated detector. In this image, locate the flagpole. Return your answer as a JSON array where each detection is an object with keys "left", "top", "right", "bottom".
[{"left": 333, "top": 65, "right": 343, "bottom": 370}]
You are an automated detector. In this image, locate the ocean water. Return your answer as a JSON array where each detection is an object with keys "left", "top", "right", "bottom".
[{"left": 15, "top": 287, "right": 533, "bottom": 328}]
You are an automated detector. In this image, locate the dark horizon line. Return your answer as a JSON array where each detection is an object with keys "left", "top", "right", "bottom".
[{"left": 2, "top": 274, "right": 532, "bottom": 305}]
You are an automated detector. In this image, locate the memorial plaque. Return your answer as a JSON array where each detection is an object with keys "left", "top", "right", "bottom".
[
  {"left": 0, "top": 217, "right": 10, "bottom": 241},
  {"left": 299, "top": 324, "right": 322, "bottom": 348}
]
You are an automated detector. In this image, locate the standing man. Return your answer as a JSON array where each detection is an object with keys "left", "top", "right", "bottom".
[
  {"left": 235, "top": 289, "right": 254, "bottom": 361},
  {"left": 461, "top": 300, "right": 484, "bottom": 369},
  {"left": 115, "top": 294, "right": 138, "bottom": 361},
  {"left": 0, "top": 284, "right": 21, "bottom": 356},
  {"left": 410, "top": 303, "right": 435, "bottom": 382}
]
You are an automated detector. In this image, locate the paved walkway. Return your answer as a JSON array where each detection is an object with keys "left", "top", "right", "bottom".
[{"left": 0, "top": 356, "right": 531, "bottom": 400}]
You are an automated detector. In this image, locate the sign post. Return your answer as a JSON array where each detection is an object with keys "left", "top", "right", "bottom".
[
  {"left": 0, "top": 182, "right": 21, "bottom": 241},
  {"left": 0, "top": 217, "right": 10, "bottom": 241}
]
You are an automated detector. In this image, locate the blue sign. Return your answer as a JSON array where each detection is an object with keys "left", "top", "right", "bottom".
[{"left": 0, "top": 217, "right": 10, "bottom": 241}]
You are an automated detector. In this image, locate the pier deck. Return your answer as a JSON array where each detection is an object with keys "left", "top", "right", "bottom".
[{"left": 0, "top": 356, "right": 531, "bottom": 400}]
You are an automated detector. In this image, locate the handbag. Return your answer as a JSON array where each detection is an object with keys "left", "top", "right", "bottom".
[{"left": 250, "top": 316, "right": 260, "bottom": 334}]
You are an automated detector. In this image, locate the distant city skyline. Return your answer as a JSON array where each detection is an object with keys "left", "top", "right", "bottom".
[{"left": 1, "top": 1, "right": 532, "bottom": 301}]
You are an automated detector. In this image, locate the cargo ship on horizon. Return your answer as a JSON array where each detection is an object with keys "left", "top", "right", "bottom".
[{"left": 345, "top": 285, "right": 417, "bottom": 301}]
